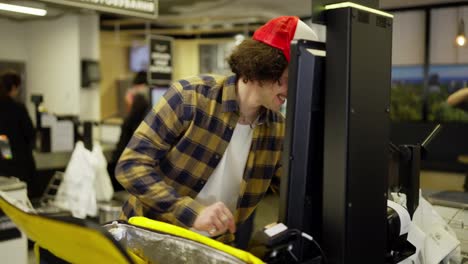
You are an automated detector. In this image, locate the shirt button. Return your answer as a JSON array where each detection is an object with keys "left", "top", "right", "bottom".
[
  {"left": 196, "top": 180, "right": 206, "bottom": 191},
  {"left": 215, "top": 154, "right": 220, "bottom": 160}
]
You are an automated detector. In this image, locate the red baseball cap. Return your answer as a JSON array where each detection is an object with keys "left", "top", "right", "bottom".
[{"left": 253, "top": 16, "right": 299, "bottom": 62}]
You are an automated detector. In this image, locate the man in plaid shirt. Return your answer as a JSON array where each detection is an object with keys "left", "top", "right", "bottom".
[{"left": 116, "top": 16, "right": 318, "bottom": 248}]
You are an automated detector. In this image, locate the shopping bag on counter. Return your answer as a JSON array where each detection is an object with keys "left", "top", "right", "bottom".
[
  {"left": 54, "top": 141, "right": 97, "bottom": 218},
  {"left": 92, "top": 143, "right": 114, "bottom": 202},
  {"left": 103, "top": 217, "right": 264, "bottom": 264},
  {"left": 412, "top": 190, "right": 461, "bottom": 264}
]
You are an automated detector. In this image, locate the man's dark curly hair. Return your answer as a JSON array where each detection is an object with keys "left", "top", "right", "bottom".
[{"left": 227, "top": 39, "right": 287, "bottom": 85}]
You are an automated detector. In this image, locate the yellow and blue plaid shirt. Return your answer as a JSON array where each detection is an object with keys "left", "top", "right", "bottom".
[{"left": 116, "top": 74, "right": 284, "bottom": 236}]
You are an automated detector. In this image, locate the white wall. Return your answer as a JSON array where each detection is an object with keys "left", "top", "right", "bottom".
[
  {"left": 392, "top": 7, "right": 468, "bottom": 65},
  {"left": 79, "top": 14, "right": 100, "bottom": 121},
  {"left": 173, "top": 39, "right": 200, "bottom": 80},
  {"left": 0, "top": 14, "right": 100, "bottom": 122},
  {"left": 25, "top": 15, "right": 81, "bottom": 117},
  {"left": 0, "top": 19, "right": 27, "bottom": 61},
  {"left": 457, "top": 7, "right": 468, "bottom": 63},
  {"left": 430, "top": 7, "right": 468, "bottom": 64},
  {"left": 430, "top": 7, "right": 458, "bottom": 64},
  {"left": 392, "top": 11, "right": 426, "bottom": 65}
]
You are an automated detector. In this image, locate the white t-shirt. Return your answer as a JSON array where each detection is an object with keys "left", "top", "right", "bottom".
[{"left": 195, "top": 123, "right": 253, "bottom": 217}]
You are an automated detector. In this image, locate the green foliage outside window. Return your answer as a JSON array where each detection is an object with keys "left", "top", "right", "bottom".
[
  {"left": 390, "top": 83, "right": 423, "bottom": 121},
  {"left": 391, "top": 65, "right": 468, "bottom": 122},
  {"left": 427, "top": 85, "right": 468, "bottom": 122}
]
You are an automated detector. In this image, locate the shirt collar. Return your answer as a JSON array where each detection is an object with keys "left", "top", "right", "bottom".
[{"left": 221, "top": 74, "right": 239, "bottom": 113}]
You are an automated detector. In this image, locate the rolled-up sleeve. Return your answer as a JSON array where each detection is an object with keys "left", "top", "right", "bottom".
[{"left": 116, "top": 82, "right": 204, "bottom": 227}]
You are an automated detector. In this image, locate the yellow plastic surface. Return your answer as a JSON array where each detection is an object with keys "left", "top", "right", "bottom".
[
  {"left": 0, "top": 196, "right": 133, "bottom": 264},
  {"left": 129, "top": 216, "right": 265, "bottom": 264},
  {"left": 0, "top": 194, "right": 264, "bottom": 264}
]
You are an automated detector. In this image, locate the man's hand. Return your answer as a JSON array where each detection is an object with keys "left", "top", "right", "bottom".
[{"left": 192, "top": 202, "right": 236, "bottom": 236}]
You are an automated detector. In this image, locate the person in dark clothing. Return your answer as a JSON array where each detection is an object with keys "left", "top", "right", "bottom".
[
  {"left": 125, "top": 71, "right": 149, "bottom": 113},
  {"left": 112, "top": 93, "right": 151, "bottom": 165},
  {"left": 109, "top": 93, "right": 151, "bottom": 191},
  {"left": 0, "top": 71, "right": 36, "bottom": 196}
]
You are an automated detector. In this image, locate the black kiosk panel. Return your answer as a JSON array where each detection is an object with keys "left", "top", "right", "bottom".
[
  {"left": 279, "top": 39, "right": 326, "bottom": 262},
  {"left": 279, "top": 5, "right": 392, "bottom": 264},
  {"left": 323, "top": 7, "right": 392, "bottom": 264}
]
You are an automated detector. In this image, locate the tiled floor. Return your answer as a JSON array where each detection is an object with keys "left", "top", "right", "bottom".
[
  {"left": 249, "top": 170, "right": 468, "bottom": 261},
  {"left": 251, "top": 170, "right": 468, "bottom": 231},
  {"left": 253, "top": 192, "right": 279, "bottom": 234}
]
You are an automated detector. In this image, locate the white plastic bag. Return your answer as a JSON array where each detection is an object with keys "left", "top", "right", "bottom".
[
  {"left": 54, "top": 141, "right": 97, "bottom": 218},
  {"left": 92, "top": 142, "right": 114, "bottom": 202},
  {"left": 405, "top": 222, "right": 426, "bottom": 264},
  {"left": 412, "top": 190, "right": 461, "bottom": 264}
]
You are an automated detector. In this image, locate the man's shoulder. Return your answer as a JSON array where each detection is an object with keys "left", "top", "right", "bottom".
[
  {"left": 177, "top": 74, "right": 226, "bottom": 88},
  {"left": 176, "top": 74, "right": 228, "bottom": 99}
]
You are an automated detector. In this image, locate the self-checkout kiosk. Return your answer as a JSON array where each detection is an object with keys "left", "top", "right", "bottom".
[{"left": 268, "top": 1, "right": 419, "bottom": 264}]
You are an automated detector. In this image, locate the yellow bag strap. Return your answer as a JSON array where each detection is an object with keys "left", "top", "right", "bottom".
[
  {"left": 0, "top": 195, "right": 133, "bottom": 264},
  {"left": 129, "top": 216, "right": 265, "bottom": 264}
]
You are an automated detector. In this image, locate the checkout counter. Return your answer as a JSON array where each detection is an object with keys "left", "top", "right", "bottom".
[
  {"left": 0, "top": 177, "right": 29, "bottom": 264},
  {"left": 34, "top": 143, "right": 115, "bottom": 171},
  {"left": 0, "top": 127, "right": 119, "bottom": 263},
  {"left": 31, "top": 143, "right": 116, "bottom": 199},
  {"left": 31, "top": 118, "right": 120, "bottom": 199}
]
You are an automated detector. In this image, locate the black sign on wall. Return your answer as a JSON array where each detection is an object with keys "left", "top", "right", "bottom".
[{"left": 148, "top": 35, "right": 173, "bottom": 86}]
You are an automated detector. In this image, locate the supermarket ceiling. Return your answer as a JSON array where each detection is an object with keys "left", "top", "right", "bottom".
[
  {"left": 101, "top": 0, "right": 468, "bottom": 27},
  {"left": 101, "top": 0, "right": 468, "bottom": 36},
  {"left": 2, "top": 0, "right": 468, "bottom": 35}
]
